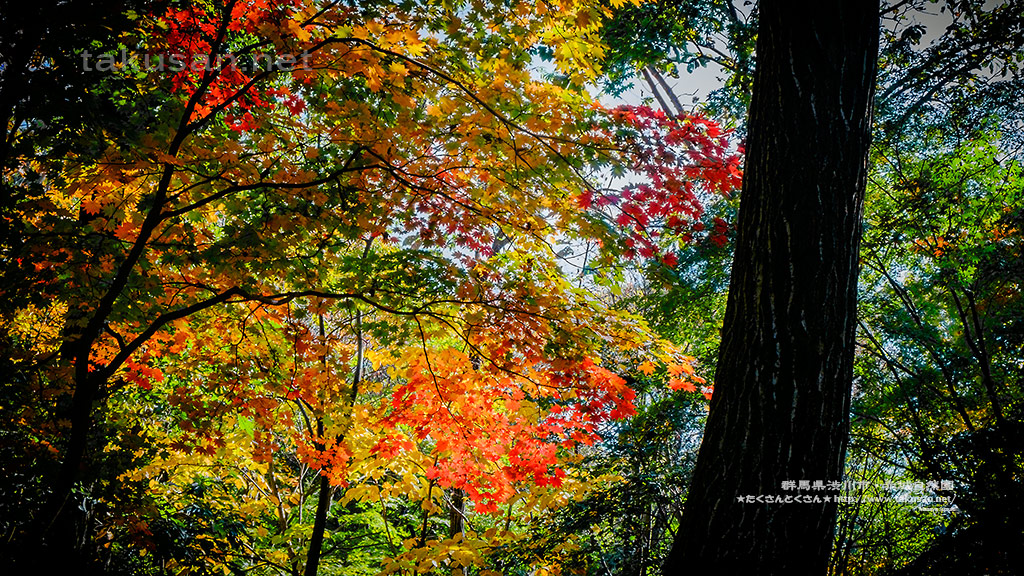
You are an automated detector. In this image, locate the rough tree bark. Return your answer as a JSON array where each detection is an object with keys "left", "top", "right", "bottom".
[{"left": 664, "top": 2, "right": 879, "bottom": 574}]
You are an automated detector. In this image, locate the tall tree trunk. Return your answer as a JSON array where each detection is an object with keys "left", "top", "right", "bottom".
[{"left": 664, "top": 2, "right": 879, "bottom": 574}]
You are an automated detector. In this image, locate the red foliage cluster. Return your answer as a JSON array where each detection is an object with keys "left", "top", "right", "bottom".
[
  {"left": 369, "top": 353, "right": 635, "bottom": 513},
  {"left": 156, "top": 0, "right": 306, "bottom": 126},
  {"left": 582, "top": 105, "right": 744, "bottom": 263}
]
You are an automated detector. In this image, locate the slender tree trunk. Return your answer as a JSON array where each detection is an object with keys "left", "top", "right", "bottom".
[
  {"left": 304, "top": 310, "right": 363, "bottom": 576},
  {"left": 448, "top": 488, "right": 466, "bottom": 576},
  {"left": 40, "top": 342, "right": 101, "bottom": 568},
  {"left": 304, "top": 419, "right": 332, "bottom": 576},
  {"left": 648, "top": 66, "right": 685, "bottom": 117},
  {"left": 448, "top": 488, "right": 465, "bottom": 538},
  {"left": 664, "top": 2, "right": 879, "bottom": 574},
  {"left": 641, "top": 66, "right": 674, "bottom": 117}
]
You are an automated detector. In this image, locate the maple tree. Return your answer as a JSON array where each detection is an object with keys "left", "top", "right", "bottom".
[
  {"left": 0, "top": 0, "right": 742, "bottom": 573},
  {"left": 5, "top": 0, "right": 1022, "bottom": 574}
]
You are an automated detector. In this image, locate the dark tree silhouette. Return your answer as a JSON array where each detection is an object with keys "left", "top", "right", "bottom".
[{"left": 664, "top": 2, "right": 880, "bottom": 573}]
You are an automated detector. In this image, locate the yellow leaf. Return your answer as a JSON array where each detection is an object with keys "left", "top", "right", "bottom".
[
  {"left": 287, "top": 19, "right": 311, "bottom": 42},
  {"left": 389, "top": 62, "right": 409, "bottom": 78}
]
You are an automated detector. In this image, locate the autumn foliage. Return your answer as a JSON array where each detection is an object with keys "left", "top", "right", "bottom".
[{"left": 0, "top": 0, "right": 739, "bottom": 572}]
